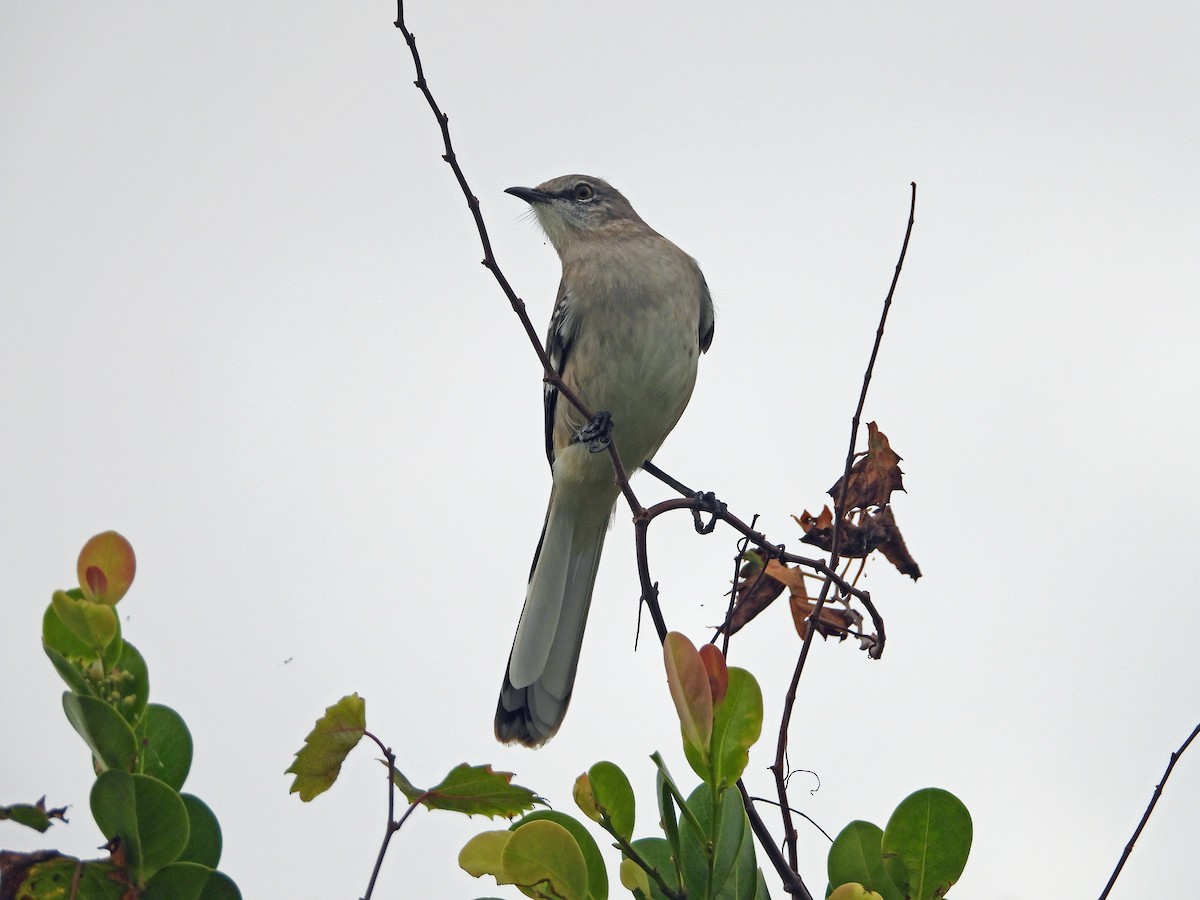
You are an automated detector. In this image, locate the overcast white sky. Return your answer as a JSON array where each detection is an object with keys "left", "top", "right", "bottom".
[{"left": 3, "top": 2, "right": 1199, "bottom": 898}]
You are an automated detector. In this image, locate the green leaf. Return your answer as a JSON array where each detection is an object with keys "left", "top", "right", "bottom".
[
  {"left": 518, "top": 810, "right": 609, "bottom": 900},
  {"left": 91, "top": 770, "right": 191, "bottom": 886},
  {"left": 143, "top": 862, "right": 242, "bottom": 900},
  {"left": 43, "top": 599, "right": 102, "bottom": 660},
  {"left": 460, "top": 829, "right": 516, "bottom": 882},
  {"left": 752, "top": 867, "right": 772, "bottom": 900},
  {"left": 828, "top": 885, "right": 886, "bottom": 900},
  {"left": 44, "top": 640, "right": 94, "bottom": 695},
  {"left": 142, "top": 862, "right": 213, "bottom": 900},
  {"left": 51, "top": 589, "right": 119, "bottom": 651},
  {"left": 709, "top": 667, "right": 763, "bottom": 790},
  {"left": 678, "top": 784, "right": 757, "bottom": 900},
  {"left": 0, "top": 797, "right": 68, "bottom": 833},
  {"left": 503, "top": 818, "right": 589, "bottom": 900},
  {"left": 396, "top": 762, "right": 541, "bottom": 818},
  {"left": 586, "top": 760, "right": 635, "bottom": 842},
  {"left": 136, "top": 704, "right": 193, "bottom": 790},
  {"left": 626, "top": 837, "right": 679, "bottom": 900},
  {"left": 11, "top": 856, "right": 128, "bottom": 899},
  {"left": 285, "top": 693, "right": 366, "bottom": 801},
  {"left": 110, "top": 641, "right": 150, "bottom": 726},
  {"left": 63, "top": 692, "right": 138, "bottom": 772},
  {"left": 881, "top": 788, "right": 972, "bottom": 900},
  {"left": 177, "top": 793, "right": 223, "bottom": 868},
  {"left": 663, "top": 632, "right": 713, "bottom": 771},
  {"left": 655, "top": 768, "right": 682, "bottom": 871},
  {"left": 651, "top": 753, "right": 705, "bottom": 844},
  {"left": 195, "top": 870, "right": 242, "bottom": 900},
  {"left": 828, "top": 821, "right": 902, "bottom": 900}
]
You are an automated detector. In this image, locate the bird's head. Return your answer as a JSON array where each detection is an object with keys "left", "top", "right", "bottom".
[{"left": 505, "top": 174, "right": 648, "bottom": 256}]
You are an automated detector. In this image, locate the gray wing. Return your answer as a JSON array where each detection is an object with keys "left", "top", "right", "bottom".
[
  {"left": 698, "top": 272, "right": 715, "bottom": 353},
  {"left": 543, "top": 277, "right": 575, "bottom": 468}
]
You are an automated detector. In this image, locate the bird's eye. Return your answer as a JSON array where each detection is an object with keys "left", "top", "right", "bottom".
[{"left": 573, "top": 183, "right": 595, "bottom": 202}]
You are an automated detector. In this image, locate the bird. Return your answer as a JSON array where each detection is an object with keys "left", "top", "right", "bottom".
[{"left": 495, "top": 174, "right": 715, "bottom": 746}]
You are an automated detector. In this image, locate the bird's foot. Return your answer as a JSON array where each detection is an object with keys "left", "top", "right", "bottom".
[
  {"left": 575, "top": 411, "right": 614, "bottom": 453},
  {"left": 692, "top": 490, "right": 726, "bottom": 534}
]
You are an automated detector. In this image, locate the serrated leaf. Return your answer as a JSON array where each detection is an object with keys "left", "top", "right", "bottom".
[
  {"left": 0, "top": 797, "right": 68, "bottom": 833},
  {"left": 285, "top": 693, "right": 366, "bottom": 801},
  {"left": 400, "top": 763, "right": 540, "bottom": 818}
]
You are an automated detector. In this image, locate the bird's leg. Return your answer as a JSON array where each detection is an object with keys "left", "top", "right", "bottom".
[
  {"left": 691, "top": 490, "right": 726, "bottom": 535},
  {"left": 575, "top": 411, "right": 614, "bottom": 453}
]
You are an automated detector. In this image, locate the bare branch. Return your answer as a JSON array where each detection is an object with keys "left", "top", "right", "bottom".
[
  {"left": 771, "top": 183, "right": 918, "bottom": 870},
  {"left": 1098, "top": 721, "right": 1200, "bottom": 899}
]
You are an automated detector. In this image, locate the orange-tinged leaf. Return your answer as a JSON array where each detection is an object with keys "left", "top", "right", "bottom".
[
  {"left": 77, "top": 531, "right": 136, "bottom": 604},
  {"left": 698, "top": 643, "right": 728, "bottom": 707},
  {"left": 663, "top": 632, "right": 712, "bottom": 759}
]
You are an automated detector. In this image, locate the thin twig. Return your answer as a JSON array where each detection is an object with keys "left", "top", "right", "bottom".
[
  {"left": 771, "top": 183, "right": 918, "bottom": 871},
  {"left": 738, "top": 780, "right": 814, "bottom": 900},
  {"left": 392, "top": 1, "right": 644, "bottom": 523},
  {"left": 1098, "top": 721, "right": 1200, "bottom": 899},
  {"left": 362, "top": 731, "right": 399, "bottom": 900},
  {"left": 748, "top": 794, "right": 834, "bottom": 843}
]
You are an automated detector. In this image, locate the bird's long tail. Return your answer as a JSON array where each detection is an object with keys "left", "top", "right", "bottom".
[{"left": 495, "top": 488, "right": 612, "bottom": 746}]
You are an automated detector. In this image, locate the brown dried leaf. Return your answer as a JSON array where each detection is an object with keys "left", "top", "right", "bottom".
[
  {"left": 789, "top": 593, "right": 854, "bottom": 640},
  {"left": 796, "top": 508, "right": 921, "bottom": 579},
  {"left": 796, "top": 509, "right": 872, "bottom": 559},
  {"left": 724, "top": 553, "right": 787, "bottom": 635},
  {"left": 862, "top": 506, "right": 922, "bottom": 580},
  {"left": 827, "top": 422, "right": 905, "bottom": 512}
]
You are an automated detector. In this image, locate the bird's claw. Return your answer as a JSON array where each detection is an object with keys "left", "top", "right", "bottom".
[
  {"left": 576, "top": 411, "right": 614, "bottom": 453},
  {"left": 692, "top": 490, "right": 726, "bottom": 534}
]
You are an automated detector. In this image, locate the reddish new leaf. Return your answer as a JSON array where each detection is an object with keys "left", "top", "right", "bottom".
[{"left": 77, "top": 531, "right": 136, "bottom": 604}]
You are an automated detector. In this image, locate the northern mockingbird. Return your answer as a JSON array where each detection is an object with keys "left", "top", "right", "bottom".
[{"left": 495, "top": 174, "right": 715, "bottom": 746}]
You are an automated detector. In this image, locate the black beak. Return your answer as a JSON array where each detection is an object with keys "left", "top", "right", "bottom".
[{"left": 505, "top": 186, "right": 549, "bottom": 204}]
